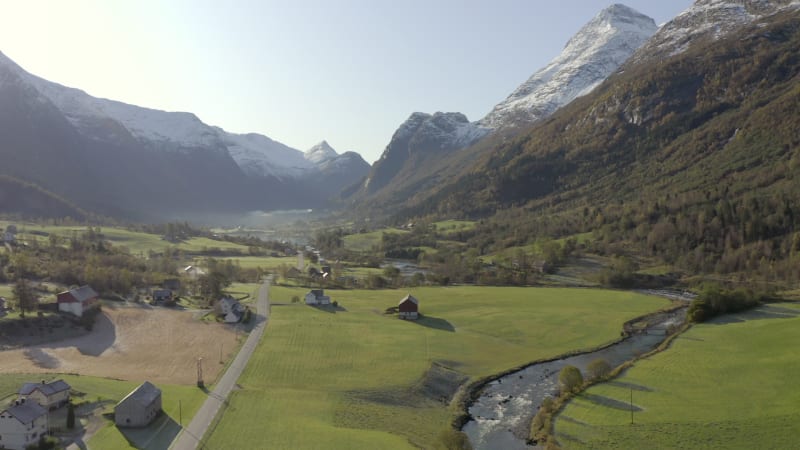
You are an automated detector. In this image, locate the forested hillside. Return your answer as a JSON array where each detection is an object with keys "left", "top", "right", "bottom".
[{"left": 397, "top": 11, "right": 800, "bottom": 284}]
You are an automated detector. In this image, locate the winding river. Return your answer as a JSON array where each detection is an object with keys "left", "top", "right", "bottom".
[{"left": 463, "top": 304, "right": 687, "bottom": 449}]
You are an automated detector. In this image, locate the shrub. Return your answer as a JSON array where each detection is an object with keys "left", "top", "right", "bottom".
[
  {"left": 558, "top": 365, "right": 583, "bottom": 393},
  {"left": 291, "top": 295, "right": 300, "bottom": 303},
  {"left": 587, "top": 358, "right": 612, "bottom": 380}
]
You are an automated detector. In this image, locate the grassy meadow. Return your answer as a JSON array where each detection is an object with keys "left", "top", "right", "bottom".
[
  {"left": 342, "top": 228, "right": 407, "bottom": 252},
  {"left": 555, "top": 304, "right": 800, "bottom": 449},
  {"left": 0, "top": 221, "right": 250, "bottom": 255},
  {"left": 204, "top": 286, "right": 668, "bottom": 449}
]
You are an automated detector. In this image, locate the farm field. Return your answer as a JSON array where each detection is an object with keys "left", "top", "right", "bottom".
[
  {"left": 0, "top": 221, "right": 250, "bottom": 255},
  {"left": 0, "top": 303, "right": 239, "bottom": 385},
  {"left": 204, "top": 286, "right": 669, "bottom": 449},
  {"left": 219, "top": 255, "right": 297, "bottom": 270},
  {"left": 342, "top": 228, "right": 407, "bottom": 252},
  {"left": 555, "top": 303, "right": 800, "bottom": 449}
]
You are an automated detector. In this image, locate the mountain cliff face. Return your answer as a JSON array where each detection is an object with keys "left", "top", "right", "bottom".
[
  {"left": 349, "top": 4, "right": 656, "bottom": 210},
  {"left": 0, "top": 51, "right": 368, "bottom": 219},
  {"left": 361, "top": 112, "right": 489, "bottom": 196},
  {"left": 631, "top": 0, "right": 800, "bottom": 63},
  {"left": 479, "top": 4, "right": 657, "bottom": 131}
]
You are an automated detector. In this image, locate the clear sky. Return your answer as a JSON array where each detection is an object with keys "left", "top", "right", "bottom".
[{"left": 1, "top": 0, "right": 692, "bottom": 163}]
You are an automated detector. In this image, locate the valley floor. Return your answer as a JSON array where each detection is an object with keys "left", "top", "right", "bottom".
[{"left": 201, "top": 286, "right": 668, "bottom": 449}]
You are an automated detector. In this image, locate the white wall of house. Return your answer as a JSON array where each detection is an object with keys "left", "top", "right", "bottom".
[
  {"left": 304, "top": 293, "right": 318, "bottom": 305},
  {"left": 58, "top": 302, "right": 83, "bottom": 317},
  {"left": 0, "top": 410, "right": 47, "bottom": 450},
  {"left": 114, "top": 394, "right": 162, "bottom": 428}
]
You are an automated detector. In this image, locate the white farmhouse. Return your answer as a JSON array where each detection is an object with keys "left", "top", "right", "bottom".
[
  {"left": 56, "top": 285, "right": 99, "bottom": 317},
  {"left": 304, "top": 289, "right": 331, "bottom": 305},
  {"left": 115, "top": 381, "right": 162, "bottom": 428},
  {"left": 0, "top": 400, "right": 48, "bottom": 450},
  {"left": 18, "top": 380, "right": 71, "bottom": 410}
]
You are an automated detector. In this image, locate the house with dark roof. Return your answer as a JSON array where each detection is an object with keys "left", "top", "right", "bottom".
[
  {"left": 304, "top": 289, "right": 331, "bottom": 305},
  {"left": 152, "top": 289, "right": 173, "bottom": 304},
  {"left": 398, "top": 294, "right": 419, "bottom": 320},
  {"left": 0, "top": 399, "right": 48, "bottom": 450},
  {"left": 114, "top": 381, "right": 162, "bottom": 427},
  {"left": 57, "top": 285, "right": 99, "bottom": 317},
  {"left": 18, "top": 379, "right": 70, "bottom": 410},
  {"left": 218, "top": 297, "right": 246, "bottom": 323}
]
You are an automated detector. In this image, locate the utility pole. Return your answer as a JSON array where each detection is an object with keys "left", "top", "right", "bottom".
[
  {"left": 197, "top": 357, "right": 204, "bottom": 388},
  {"left": 630, "top": 386, "right": 634, "bottom": 425},
  {"left": 220, "top": 343, "right": 223, "bottom": 364}
]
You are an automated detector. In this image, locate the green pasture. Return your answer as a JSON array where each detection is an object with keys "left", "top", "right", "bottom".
[
  {"left": 432, "top": 220, "right": 476, "bottom": 233},
  {"left": 219, "top": 255, "right": 295, "bottom": 270},
  {"left": 555, "top": 303, "right": 800, "bottom": 449},
  {"left": 343, "top": 228, "right": 407, "bottom": 252},
  {"left": 204, "top": 286, "right": 668, "bottom": 449},
  {"left": 1, "top": 221, "right": 249, "bottom": 255}
]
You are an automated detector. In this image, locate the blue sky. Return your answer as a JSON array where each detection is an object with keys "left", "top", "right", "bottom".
[{"left": 1, "top": 0, "right": 692, "bottom": 163}]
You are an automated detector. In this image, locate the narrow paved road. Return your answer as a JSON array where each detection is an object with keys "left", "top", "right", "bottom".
[{"left": 170, "top": 277, "right": 271, "bottom": 450}]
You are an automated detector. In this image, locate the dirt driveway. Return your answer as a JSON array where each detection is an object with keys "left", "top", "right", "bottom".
[{"left": 0, "top": 303, "right": 240, "bottom": 385}]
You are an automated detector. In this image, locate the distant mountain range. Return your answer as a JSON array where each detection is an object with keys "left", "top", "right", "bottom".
[
  {"left": 348, "top": 4, "right": 658, "bottom": 208},
  {"left": 0, "top": 52, "right": 368, "bottom": 220}
]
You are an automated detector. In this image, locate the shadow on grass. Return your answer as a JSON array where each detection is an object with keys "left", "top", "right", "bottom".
[
  {"left": 708, "top": 306, "right": 800, "bottom": 326},
  {"left": 581, "top": 393, "right": 642, "bottom": 412},
  {"left": 118, "top": 413, "right": 181, "bottom": 450},
  {"left": 411, "top": 315, "right": 455, "bottom": 332},
  {"left": 558, "top": 415, "right": 590, "bottom": 427},
  {"left": 309, "top": 304, "right": 348, "bottom": 314},
  {"left": 607, "top": 381, "right": 654, "bottom": 392}
]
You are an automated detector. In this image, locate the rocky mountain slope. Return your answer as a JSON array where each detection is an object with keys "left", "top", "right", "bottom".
[
  {"left": 631, "top": 0, "right": 800, "bottom": 63},
  {"left": 479, "top": 3, "right": 657, "bottom": 131},
  {"left": 402, "top": 6, "right": 800, "bottom": 230},
  {"left": 349, "top": 3, "right": 657, "bottom": 210}
]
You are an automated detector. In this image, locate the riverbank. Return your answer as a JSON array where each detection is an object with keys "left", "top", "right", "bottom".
[{"left": 461, "top": 300, "right": 687, "bottom": 450}]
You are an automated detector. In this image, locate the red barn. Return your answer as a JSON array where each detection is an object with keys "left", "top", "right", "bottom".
[
  {"left": 57, "top": 285, "right": 99, "bottom": 317},
  {"left": 398, "top": 294, "right": 419, "bottom": 320}
]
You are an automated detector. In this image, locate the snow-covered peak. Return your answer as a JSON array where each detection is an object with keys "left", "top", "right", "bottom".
[
  {"left": 479, "top": 4, "right": 657, "bottom": 130},
  {"left": 632, "top": 0, "right": 800, "bottom": 62},
  {"left": 217, "top": 129, "right": 314, "bottom": 178},
  {"left": 387, "top": 112, "right": 489, "bottom": 157},
  {"left": 304, "top": 140, "right": 339, "bottom": 164}
]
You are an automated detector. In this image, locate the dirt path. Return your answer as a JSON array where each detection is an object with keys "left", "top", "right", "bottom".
[{"left": 0, "top": 303, "right": 239, "bottom": 385}]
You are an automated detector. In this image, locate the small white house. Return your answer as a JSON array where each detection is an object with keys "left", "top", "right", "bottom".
[
  {"left": 0, "top": 400, "right": 48, "bottom": 450},
  {"left": 305, "top": 289, "right": 331, "bottom": 305},
  {"left": 218, "top": 297, "right": 246, "bottom": 323},
  {"left": 18, "top": 380, "right": 71, "bottom": 410},
  {"left": 184, "top": 265, "right": 205, "bottom": 280},
  {"left": 115, "top": 381, "right": 162, "bottom": 428}
]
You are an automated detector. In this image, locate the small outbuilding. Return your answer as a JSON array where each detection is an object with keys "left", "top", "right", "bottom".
[
  {"left": 57, "top": 285, "right": 99, "bottom": 317},
  {"left": 18, "top": 379, "right": 71, "bottom": 410},
  {"left": 305, "top": 289, "right": 331, "bottom": 305},
  {"left": 115, "top": 381, "right": 162, "bottom": 428},
  {"left": 398, "top": 294, "right": 419, "bottom": 320},
  {"left": 152, "top": 289, "right": 173, "bottom": 304},
  {"left": 0, "top": 400, "right": 48, "bottom": 450}
]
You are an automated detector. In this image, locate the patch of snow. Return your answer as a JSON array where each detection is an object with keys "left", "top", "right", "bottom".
[
  {"left": 304, "top": 140, "right": 339, "bottom": 164},
  {"left": 480, "top": 4, "right": 657, "bottom": 130},
  {"left": 632, "top": 0, "right": 800, "bottom": 62}
]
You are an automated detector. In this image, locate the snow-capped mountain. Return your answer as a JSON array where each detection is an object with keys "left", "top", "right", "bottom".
[
  {"left": 479, "top": 4, "right": 657, "bottom": 130},
  {"left": 220, "top": 130, "right": 314, "bottom": 179},
  {"left": 362, "top": 112, "right": 489, "bottom": 195},
  {"left": 305, "top": 140, "right": 339, "bottom": 164},
  {"left": 0, "top": 50, "right": 369, "bottom": 218},
  {"left": 0, "top": 50, "right": 345, "bottom": 180},
  {"left": 631, "top": 0, "right": 800, "bottom": 63}
]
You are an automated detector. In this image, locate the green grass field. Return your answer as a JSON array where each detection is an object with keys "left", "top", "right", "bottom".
[
  {"left": 0, "top": 373, "right": 206, "bottom": 449},
  {"left": 555, "top": 304, "right": 800, "bottom": 449},
  {"left": 432, "top": 220, "right": 476, "bottom": 233},
  {"left": 342, "top": 228, "right": 407, "bottom": 252},
  {"left": 219, "top": 255, "right": 296, "bottom": 270},
  {"left": 1, "top": 221, "right": 249, "bottom": 255},
  {"left": 204, "top": 286, "right": 668, "bottom": 449}
]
